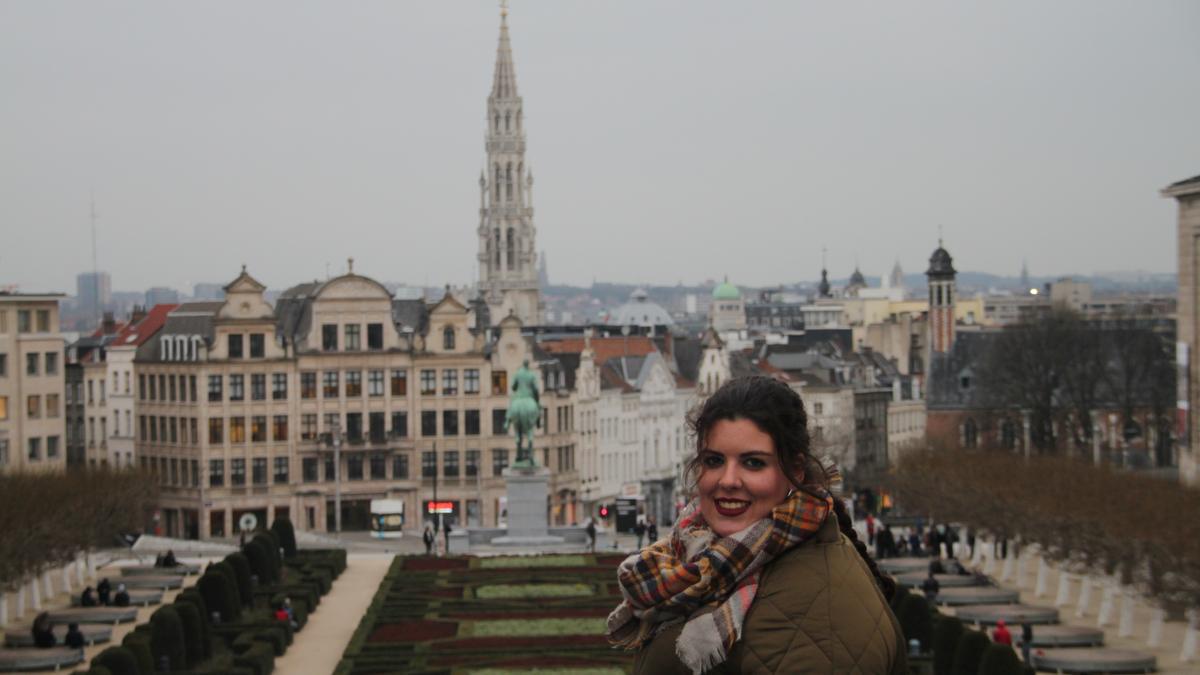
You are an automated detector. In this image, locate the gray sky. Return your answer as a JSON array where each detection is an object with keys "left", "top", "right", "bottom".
[{"left": 2, "top": 1, "right": 1198, "bottom": 294}]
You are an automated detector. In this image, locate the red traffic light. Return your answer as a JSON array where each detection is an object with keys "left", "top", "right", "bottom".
[{"left": 599, "top": 505, "right": 610, "bottom": 518}]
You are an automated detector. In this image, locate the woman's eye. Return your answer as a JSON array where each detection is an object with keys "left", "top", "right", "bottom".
[
  {"left": 701, "top": 455, "right": 723, "bottom": 468},
  {"left": 743, "top": 457, "right": 766, "bottom": 469}
]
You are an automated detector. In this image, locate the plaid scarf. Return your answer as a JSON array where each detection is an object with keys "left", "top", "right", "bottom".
[{"left": 606, "top": 488, "right": 833, "bottom": 673}]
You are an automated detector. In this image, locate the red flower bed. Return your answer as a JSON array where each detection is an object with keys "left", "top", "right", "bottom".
[
  {"left": 431, "top": 634, "right": 609, "bottom": 651},
  {"left": 428, "top": 587, "right": 463, "bottom": 598},
  {"left": 367, "top": 619, "right": 459, "bottom": 643},
  {"left": 402, "top": 557, "right": 470, "bottom": 571}
]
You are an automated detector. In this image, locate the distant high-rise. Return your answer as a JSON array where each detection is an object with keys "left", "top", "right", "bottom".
[
  {"left": 476, "top": 5, "right": 543, "bottom": 325},
  {"left": 76, "top": 271, "right": 112, "bottom": 318},
  {"left": 1019, "top": 260, "right": 1031, "bottom": 292},
  {"left": 192, "top": 283, "right": 225, "bottom": 300},
  {"left": 889, "top": 260, "right": 905, "bottom": 290},
  {"left": 145, "top": 287, "right": 181, "bottom": 306}
]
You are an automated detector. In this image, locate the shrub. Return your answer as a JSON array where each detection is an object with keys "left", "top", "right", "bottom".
[
  {"left": 932, "top": 615, "right": 965, "bottom": 675},
  {"left": 92, "top": 646, "right": 140, "bottom": 675},
  {"left": 271, "top": 517, "right": 298, "bottom": 558},
  {"left": 175, "top": 589, "right": 212, "bottom": 655},
  {"left": 244, "top": 539, "right": 273, "bottom": 586},
  {"left": 252, "top": 533, "right": 281, "bottom": 582},
  {"left": 890, "top": 584, "right": 911, "bottom": 612},
  {"left": 120, "top": 631, "right": 154, "bottom": 675},
  {"left": 225, "top": 552, "right": 255, "bottom": 604},
  {"left": 173, "top": 599, "right": 205, "bottom": 665},
  {"left": 149, "top": 605, "right": 186, "bottom": 671},
  {"left": 896, "top": 593, "right": 934, "bottom": 652},
  {"left": 951, "top": 629, "right": 991, "bottom": 675},
  {"left": 84, "top": 667, "right": 114, "bottom": 675},
  {"left": 198, "top": 568, "right": 241, "bottom": 623},
  {"left": 233, "top": 640, "right": 276, "bottom": 675},
  {"left": 978, "top": 643, "right": 1024, "bottom": 675}
]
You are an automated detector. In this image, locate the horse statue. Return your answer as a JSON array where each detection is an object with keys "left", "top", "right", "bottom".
[{"left": 504, "top": 360, "right": 542, "bottom": 466}]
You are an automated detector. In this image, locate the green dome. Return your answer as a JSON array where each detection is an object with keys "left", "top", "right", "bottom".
[{"left": 712, "top": 279, "right": 741, "bottom": 300}]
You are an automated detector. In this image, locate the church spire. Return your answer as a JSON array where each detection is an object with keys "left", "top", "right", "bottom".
[{"left": 491, "top": 2, "right": 519, "bottom": 99}]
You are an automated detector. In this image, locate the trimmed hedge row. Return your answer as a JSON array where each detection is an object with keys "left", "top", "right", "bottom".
[{"left": 895, "top": 584, "right": 1028, "bottom": 675}]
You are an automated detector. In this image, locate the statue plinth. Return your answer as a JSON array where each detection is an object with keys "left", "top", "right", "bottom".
[{"left": 490, "top": 466, "right": 563, "bottom": 546}]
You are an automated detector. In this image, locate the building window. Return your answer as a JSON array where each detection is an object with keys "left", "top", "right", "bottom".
[
  {"left": 273, "top": 415, "right": 288, "bottom": 441},
  {"left": 274, "top": 457, "right": 289, "bottom": 483},
  {"left": 230, "top": 416, "right": 246, "bottom": 443},
  {"left": 324, "top": 412, "right": 340, "bottom": 436},
  {"left": 323, "top": 371, "right": 339, "bottom": 398},
  {"left": 324, "top": 455, "right": 336, "bottom": 481},
  {"left": 210, "top": 459, "right": 225, "bottom": 487},
  {"left": 0, "top": 439, "right": 7, "bottom": 466},
  {"left": 302, "top": 457, "right": 318, "bottom": 483},
  {"left": 251, "top": 415, "right": 267, "bottom": 443},
  {"left": 251, "top": 374, "right": 266, "bottom": 401},
  {"left": 421, "top": 451, "right": 437, "bottom": 478},
  {"left": 44, "top": 352, "right": 58, "bottom": 375},
  {"left": 443, "top": 326, "right": 455, "bottom": 350},
  {"left": 464, "top": 369, "right": 480, "bottom": 394},
  {"left": 0, "top": 354, "right": 7, "bottom": 377},
  {"left": 367, "top": 323, "right": 383, "bottom": 350},
  {"left": 228, "top": 334, "right": 244, "bottom": 359},
  {"left": 26, "top": 353, "right": 38, "bottom": 376},
  {"left": 421, "top": 411, "right": 437, "bottom": 437},
  {"left": 322, "top": 324, "right": 338, "bottom": 351},
  {"left": 345, "top": 412, "right": 363, "bottom": 442},
  {"left": 492, "top": 408, "right": 507, "bottom": 435},
  {"left": 208, "top": 418, "right": 224, "bottom": 444},
  {"left": 26, "top": 395, "right": 40, "bottom": 419},
  {"left": 492, "top": 448, "right": 508, "bottom": 477},
  {"left": 189, "top": 375, "right": 197, "bottom": 401},
  {"left": 231, "top": 458, "right": 245, "bottom": 486},
  {"left": 301, "top": 372, "right": 316, "bottom": 399},
  {"left": 442, "top": 370, "right": 458, "bottom": 395},
  {"left": 443, "top": 410, "right": 459, "bottom": 436},
  {"left": 252, "top": 457, "right": 267, "bottom": 485},
  {"left": 963, "top": 419, "right": 979, "bottom": 449},
  {"left": 148, "top": 375, "right": 156, "bottom": 400},
  {"left": 46, "top": 435, "right": 59, "bottom": 459},
  {"left": 370, "top": 454, "right": 386, "bottom": 480},
  {"left": 465, "top": 409, "right": 480, "bottom": 436},
  {"left": 345, "top": 371, "right": 362, "bottom": 397},
  {"left": 466, "top": 449, "right": 480, "bottom": 477},
  {"left": 27, "top": 437, "right": 41, "bottom": 460},
  {"left": 36, "top": 310, "right": 48, "bottom": 332},
  {"left": 347, "top": 455, "right": 363, "bottom": 480},
  {"left": 17, "top": 310, "right": 30, "bottom": 333},
  {"left": 392, "top": 454, "right": 409, "bottom": 479},
  {"left": 0, "top": 396, "right": 7, "bottom": 421},
  {"left": 391, "top": 411, "right": 408, "bottom": 438},
  {"left": 301, "top": 414, "right": 317, "bottom": 441},
  {"left": 45, "top": 393, "right": 59, "bottom": 418},
  {"left": 420, "top": 370, "right": 436, "bottom": 395},
  {"left": 344, "top": 324, "right": 361, "bottom": 351},
  {"left": 368, "top": 370, "right": 384, "bottom": 396},
  {"left": 444, "top": 450, "right": 459, "bottom": 477},
  {"left": 272, "top": 373, "right": 287, "bottom": 400},
  {"left": 229, "top": 374, "right": 244, "bottom": 401},
  {"left": 208, "top": 375, "right": 222, "bottom": 402},
  {"left": 491, "top": 371, "right": 507, "bottom": 395},
  {"left": 249, "top": 333, "right": 265, "bottom": 358},
  {"left": 391, "top": 370, "right": 407, "bottom": 396},
  {"left": 369, "top": 412, "right": 385, "bottom": 442}
]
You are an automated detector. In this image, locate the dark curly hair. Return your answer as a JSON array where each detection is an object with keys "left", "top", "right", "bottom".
[{"left": 685, "top": 375, "right": 896, "bottom": 599}]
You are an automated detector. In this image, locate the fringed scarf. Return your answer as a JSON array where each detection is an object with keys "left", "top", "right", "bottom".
[{"left": 606, "top": 488, "right": 833, "bottom": 674}]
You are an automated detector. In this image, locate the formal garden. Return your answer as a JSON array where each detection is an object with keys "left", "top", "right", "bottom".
[{"left": 335, "top": 553, "right": 635, "bottom": 675}]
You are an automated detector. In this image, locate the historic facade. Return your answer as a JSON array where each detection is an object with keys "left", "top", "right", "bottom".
[
  {"left": 0, "top": 293, "right": 67, "bottom": 473},
  {"left": 1165, "top": 173, "right": 1200, "bottom": 484},
  {"left": 476, "top": 7, "right": 542, "bottom": 326}
]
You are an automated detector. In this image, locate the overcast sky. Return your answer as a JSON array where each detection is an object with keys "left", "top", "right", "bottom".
[{"left": 2, "top": 1, "right": 1197, "bottom": 295}]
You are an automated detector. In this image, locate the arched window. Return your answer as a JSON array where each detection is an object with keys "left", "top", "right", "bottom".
[
  {"left": 936, "top": 285, "right": 943, "bottom": 305},
  {"left": 494, "top": 229, "right": 502, "bottom": 268},
  {"left": 505, "top": 163, "right": 513, "bottom": 200},
  {"left": 505, "top": 112, "right": 511, "bottom": 131},
  {"left": 506, "top": 228, "right": 515, "bottom": 269},
  {"left": 494, "top": 164, "right": 501, "bottom": 201},
  {"left": 443, "top": 326, "right": 455, "bottom": 350},
  {"left": 963, "top": 418, "right": 978, "bottom": 449},
  {"left": 494, "top": 112, "right": 500, "bottom": 131}
]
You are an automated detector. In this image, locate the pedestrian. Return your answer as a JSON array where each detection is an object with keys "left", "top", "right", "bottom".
[
  {"left": 921, "top": 570, "right": 940, "bottom": 605},
  {"left": 80, "top": 586, "right": 97, "bottom": 607},
  {"left": 607, "top": 376, "right": 905, "bottom": 673},
  {"left": 31, "top": 612, "right": 56, "bottom": 648},
  {"left": 633, "top": 520, "right": 646, "bottom": 550},
  {"left": 876, "top": 524, "right": 896, "bottom": 559},
  {"left": 1020, "top": 623, "right": 1034, "bottom": 664},
  {"left": 646, "top": 517, "right": 658, "bottom": 544},
  {"left": 97, "top": 578, "right": 112, "bottom": 606},
  {"left": 866, "top": 513, "right": 876, "bottom": 547},
  {"left": 64, "top": 623, "right": 85, "bottom": 649},
  {"left": 113, "top": 583, "right": 131, "bottom": 607},
  {"left": 422, "top": 525, "right": 435, "bottom": 555},
  {"left": 908, "top": 529, "right": 922, "bottom": 557},
  {"left": 992, "top": 619, "right": 1013, "bottom": 646},
  {"left": 586, "top": 519, "right": 597, "bottom": 553},
  {"left": 443, "top": 521, "right": 453, "bottom": 553}
]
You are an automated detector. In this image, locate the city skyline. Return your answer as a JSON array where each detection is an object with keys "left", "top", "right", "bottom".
[{"left": 2, "top": 1, "right": 1197, "bottom": 293}]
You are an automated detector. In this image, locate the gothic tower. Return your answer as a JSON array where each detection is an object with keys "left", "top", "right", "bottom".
[
  {"left": 476, "top": 5, "right": 543, "bottom": 326},
  {"left": 926, "top": 239, "right": 957, "bottom": 354}
]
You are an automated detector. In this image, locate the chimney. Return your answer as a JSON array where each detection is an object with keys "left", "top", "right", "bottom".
[
  {"left": 102, "top": 312, "right": 116, "bottom": 335},
  {"left": 130, "top": 305, "right": 147, "bottom": 325}
]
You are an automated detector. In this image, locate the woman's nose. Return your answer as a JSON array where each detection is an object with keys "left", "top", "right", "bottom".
[{"left": 718, "top": 462, "right": 742, "bottom": 489}]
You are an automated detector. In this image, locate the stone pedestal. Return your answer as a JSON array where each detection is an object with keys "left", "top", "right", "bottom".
[{"left": 491, "top": 466, "right": 564, "bottom": 546}]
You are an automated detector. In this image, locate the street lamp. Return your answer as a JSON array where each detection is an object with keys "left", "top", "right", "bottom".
[{"left": 328, "top": 418, "right": 343, "bottom": 537}]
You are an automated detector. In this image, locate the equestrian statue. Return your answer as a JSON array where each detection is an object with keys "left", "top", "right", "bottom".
[{"left": 504, "top": 360, "right": 542, "bottom": 467}]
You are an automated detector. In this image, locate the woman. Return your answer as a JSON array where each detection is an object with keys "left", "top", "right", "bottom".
[{"left": 607, "top": 376, "right": 905, "bottom": 674}]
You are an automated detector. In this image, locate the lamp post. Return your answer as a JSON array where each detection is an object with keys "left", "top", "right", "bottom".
[{"left": 330, "top": 418, "right": 343, "bottom": 537}]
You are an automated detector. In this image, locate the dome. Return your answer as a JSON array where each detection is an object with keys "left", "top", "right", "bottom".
[
  {"left": 608, "top": 288, "right": 675, "bottom": 327},
  {"left": 712, "top": 278, "right": 741, "bottom": 301},
  {"left": 848, "top": 267, "right": 866, "bottom": 287},
  {"left": 926, "top": 245, "right": 956, "bottom": 277}
]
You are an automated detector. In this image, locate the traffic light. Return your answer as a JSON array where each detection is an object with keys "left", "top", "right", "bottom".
[{"left": 599, "top": 504, "right": 610, "bottom": 518}]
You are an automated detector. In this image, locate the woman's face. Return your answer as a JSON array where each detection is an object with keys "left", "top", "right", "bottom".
[{"left": 697, "top": 418, "right": 793, "bottom": 537}]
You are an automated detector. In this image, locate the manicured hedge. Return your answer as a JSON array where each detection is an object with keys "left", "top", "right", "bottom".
[
  {"left": 932, "top": 615, "right": 964, "bottom": 675},
  {"left": 896, "top": 593, "right": 934, "bottom": 653},
  {"left": 978, "top": 643, "right": 1024, "bottom": 675},
  {"left": 271, "top": 517, "right": 298, "bottom": 558},
  {"left": 198, "top": 567, "right": 241, "bottom": 623},
  {"left": 226, "top": 552, "right": 255, "bottom": 603},
  {"left": 92, "top": 646, "right": 140, "bottom": 675},
  {"left": 951, "top": 629, "right": 991, "bottom": 675},
  {"left": 243, "top": 538, "right": 273, "bottom": 586},
  {"left": 150, "top": 604, "right": 186, "bottom": 671},
  {"left": 251, "top": 532, "right": 281, "bottom": 582},
  {"left": 176, "top": 588, "right": 212, "bottom": 658},
  {"left": 173, "top": 599, "right": 206, "bottom": 666},
  {"left": 120, "top": 630, "right": 153, "bottom": 675}
]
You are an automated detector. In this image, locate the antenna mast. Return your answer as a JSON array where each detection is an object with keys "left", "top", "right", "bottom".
[{"left": 90, "top": 192, "right": 100, "bottom": 325}]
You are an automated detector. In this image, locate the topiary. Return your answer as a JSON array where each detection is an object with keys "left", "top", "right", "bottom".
[
  {"left": 978, "top": 643, "right": 1024, "bottom": 675},
  {"left": 243, "top": 539, "right": 273, "bottom": 587},
  {"left": 252, "top": 533, "right": 281, "bottom": 582},
  {"left": 198, "top": 568, "right": 241, "bottom": 623},
  {"left": 120, "top": 631, "right": 154, "bottom": 675},
  {"left": 932, "top": 615, "right": 964, "bottom": 675},
  {"left": 149, "top": 605, "right": 186, "bottom": 672},
  {"left": 271, "top": 516, "right": 298, "bottom": 558},
  {"left": 84, "top": 667, "right": 114, "bottom": 675},
  {"left": 210, "top": 560, "right": 244, "bottom": 608},
  {"left": 951, "top": 629, "right": 991, "bottom": 675},
  {"left": 175, "top": 588, "right": 212, "bottom": 655},
  {"left": 92, "top": 646, "right": 140, "bottom": 675},
  {"left": 225, "top": 552, "right": 255, "bottom": 604},
  {"left": 896, "top": 593, "right": 934, "bottom": 653},
  {"left": 890, "top": 584, "right": 911, "bottom": 612},
  {"left": 172, "top": 599, "right": 205, "bottom": 666}
]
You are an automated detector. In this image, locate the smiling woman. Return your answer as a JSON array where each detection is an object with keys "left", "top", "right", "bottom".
[{"left": 606, "top": 376, "right": 906, "bottom": 674}]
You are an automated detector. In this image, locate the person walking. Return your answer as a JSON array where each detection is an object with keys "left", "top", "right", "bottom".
[
  {"left": 633, "top": 520, "right": 646, "bottom": 549},
  {"left": 586, "top": 519, "right": 597, "bottom": 553},
  {"left": 422, "top": 525, "right": 435, "bottom": 556},
  {"left": 1020, "top": 623, "right": 1034, "bottom": 665},
  {"left": 608, "top": 376, "right": 905, "bottom": 674},
  {"left": 646, "top": 517, "right": 658, "bottom": 544},
  {"left": 443, "top": 521, "right": 453, "bottom": 553},
  {"left": 876, "top": 524, "right": 896, "bottom": 559},
  {"left": 866, "top": 513, "right": 876, "bottom": 547},
  {"left": 992, "top": 619, "right": 1013, "bottom": 646}
]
